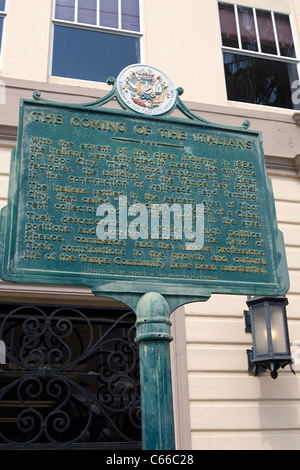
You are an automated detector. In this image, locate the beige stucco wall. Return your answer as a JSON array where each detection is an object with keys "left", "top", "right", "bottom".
[
  {"left": 1, "top": 0, "right": 52, "bottom": 81},
  {"left": 0, "top": 0, "right": 298, "bottom": 110},
  {"left": 0, "top": 0, "right": 300, "bottom": 451}
]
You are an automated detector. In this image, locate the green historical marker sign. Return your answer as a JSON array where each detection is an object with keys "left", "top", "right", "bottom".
[
  {"left": 0, "top": 64, "right": 291, "bottom": 451},
  {"left": 0, "top": 65, "right": 289, "bottom": 298}
]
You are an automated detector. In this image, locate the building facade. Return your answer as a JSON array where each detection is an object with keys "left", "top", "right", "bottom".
[{"left": 0, "top": 0, "right": 300, "bottom": 450}]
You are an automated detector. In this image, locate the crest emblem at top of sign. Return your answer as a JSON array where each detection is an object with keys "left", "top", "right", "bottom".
[{"left": 116, "top": 64, "right": 177, "bottom": 116}]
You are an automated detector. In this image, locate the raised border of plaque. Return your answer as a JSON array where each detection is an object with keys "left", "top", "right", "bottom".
[{"left": 0, "top": 65, "right": 289, "bottom": 302}]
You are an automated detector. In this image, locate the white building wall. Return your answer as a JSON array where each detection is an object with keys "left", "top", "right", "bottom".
[{"left": 185, "top": 171, "right": 300, "bottom": 450}]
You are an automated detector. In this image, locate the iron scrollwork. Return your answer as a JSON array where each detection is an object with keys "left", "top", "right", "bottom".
[{"left": 0, "top": 304, "right": 141, "bottom": 448}]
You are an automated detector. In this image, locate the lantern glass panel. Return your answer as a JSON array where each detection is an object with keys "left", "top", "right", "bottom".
[
  {"left": 269, "top": 304, "right": 288, "bottom": 353},
  {"left": 252, "top": 304, "right": 268, "bottom": 356}
]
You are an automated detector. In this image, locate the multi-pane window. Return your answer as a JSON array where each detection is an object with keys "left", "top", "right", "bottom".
[
  {"left": 52, "top": 0, "right": 141, "bottom": 83},
  {"left": 0, "top": 0, "right": 6, "bottom": 61},
  {"left": 218, "top": 3, "right": 300, "bottom": 110}
]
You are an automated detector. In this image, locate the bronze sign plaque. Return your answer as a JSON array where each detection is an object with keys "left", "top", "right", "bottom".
[{"left": 0, "top": 68, "right": 289, "bottom": 297}]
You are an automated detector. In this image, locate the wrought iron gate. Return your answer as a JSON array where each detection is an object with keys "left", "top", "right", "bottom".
[{"left": 0, "top": 303, "right": 141, "bottom": 449}]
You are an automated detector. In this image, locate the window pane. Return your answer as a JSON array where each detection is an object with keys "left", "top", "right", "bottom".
[
  {"left": 0, "top": 0, "right": 5, "bottom": 12},
  {"left": 252, "top": 305, "right": 269, "bottom": 356},
  {"left": 218, "top": 3, "right": 239, "bottom": 48},
  {"left": 78, "top": 0, "right": 96, "bottom": 25},
  {"left": 275, "top": 13, "right": 296, "bottom": 58},
  {"left": 52, "top": 25, "right": 140, "bottom": 82},
  {"left": 55, "top": 0, "right": 75, "bottom": 21},
  {"left": 269, "top": 304, "right": 288, "bottom": 354},
  {"left": 223, "top": 52, "right": 299, "bottom": 109},
  {"left": 238, "top": 6, "right": 258, "bottom": 51},
  {"left": 122, "top": 0, "right": 140, "bottom": 32},
  {"left": 100, "top": 0, "right": 118, "bottom": 28},
  {"left": 256, "top": 9, "right": 277, "bottom": 55}
]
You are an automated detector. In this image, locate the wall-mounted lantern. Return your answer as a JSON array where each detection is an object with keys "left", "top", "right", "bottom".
[{"left": 244, "top": 296, "right": 295, "bottom": 379}]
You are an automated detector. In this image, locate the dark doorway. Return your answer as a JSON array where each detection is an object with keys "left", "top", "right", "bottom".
[{"left": 0, "top": 302, "right": 141, "bottom": 449}]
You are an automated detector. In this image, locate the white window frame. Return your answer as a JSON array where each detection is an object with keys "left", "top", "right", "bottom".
[
  {"left": 0, "top": 0, "right": 7, "bottom": 71},
  {"left": 50, "top": 0, "right": 143, "bottom": 82},
  {"left": 218, "top": 2, "right": 300, "bottom": 108},
  {"left": 52, "top": 0, "right": 143, "bottom": 39}
]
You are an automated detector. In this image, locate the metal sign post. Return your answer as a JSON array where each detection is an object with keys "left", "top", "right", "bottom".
[{"left": 135, "top": 292, "right": 175, "bottom": 450}]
